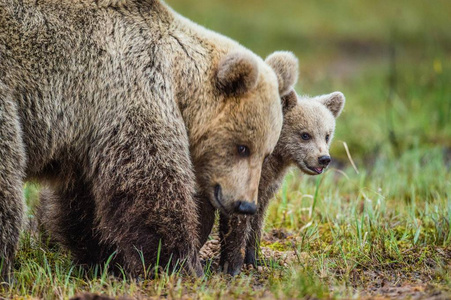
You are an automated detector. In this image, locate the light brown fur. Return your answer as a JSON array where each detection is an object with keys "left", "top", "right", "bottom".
[
  {"left": 198, "top": 90, "right": 346, "bottom": 275},
  {"left": 0, "top": 0, "right": 297, "bottom": 278}
]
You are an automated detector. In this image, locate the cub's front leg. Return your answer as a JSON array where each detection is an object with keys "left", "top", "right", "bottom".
[{"left": 218, "top": 213, "right": 251, "bottom": 276}]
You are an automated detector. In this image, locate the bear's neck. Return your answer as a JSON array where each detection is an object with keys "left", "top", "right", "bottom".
[
  {"left": 258, "top": 152, "right": 293, "bottom": 203},
  {"left": 162, "top": 4, "right": 243, "bottom": 151}
]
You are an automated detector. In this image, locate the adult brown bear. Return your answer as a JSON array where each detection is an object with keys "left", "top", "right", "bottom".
[{"left": 0, "top": 0, "right": 297, "bottom": 278}]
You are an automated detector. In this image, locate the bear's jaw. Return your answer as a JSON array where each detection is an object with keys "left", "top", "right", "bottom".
[
  {"left": 212, "top": 184, "right": 229, "bottom": 214},
  {"left": 307, "top": 166, "right": 324, "bottom": 174},
  {"left": 298, "top": 161, "right": 324, "bottom": 176}
]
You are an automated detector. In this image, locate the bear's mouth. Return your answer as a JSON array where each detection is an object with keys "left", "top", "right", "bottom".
[
  {"left": 213, "top": 184, "right": 229, "bottom": 214},
  {"left": 306, "top": 165, "right": 324, "bottom": 175}
]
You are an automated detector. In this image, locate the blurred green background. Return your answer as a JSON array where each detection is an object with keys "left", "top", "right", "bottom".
[{"left": 166, "top": 0, "right": 451, "bottom": 164}]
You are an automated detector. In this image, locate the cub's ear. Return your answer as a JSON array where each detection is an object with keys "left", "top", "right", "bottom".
[
  {"left": 281, "top": 89, "right": 298, "bottom": 113},
  {"left": 217, "top": 52, "right": 259, "bottom": 96},
  {"left": 316, "top": 92, "right": 346, "bottom": 118},
  {"left": 265, "top": 51, "right": 298, "bottom": 97}
]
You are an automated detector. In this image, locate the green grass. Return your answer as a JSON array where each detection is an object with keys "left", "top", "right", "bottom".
[
  {"left": 5, "top": 146, "right": 449, "bottom": 299},
  {"left": 2, "top": 0, "right": 451, "bottom": 299}
]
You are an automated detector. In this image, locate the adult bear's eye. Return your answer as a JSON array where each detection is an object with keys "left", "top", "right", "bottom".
[
  {"left": 301, "top": 133, "right": 311, "bottom": 140},
  {"left": 237, "top": 145, "right": 250, "bottom": 157},
  {"left": 326, "top": 134, "right": 330, "bottom": 142}
]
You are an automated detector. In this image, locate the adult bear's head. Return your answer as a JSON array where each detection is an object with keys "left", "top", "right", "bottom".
[{"left": 192, "top": 51, "right": 298, "bottom": 215}]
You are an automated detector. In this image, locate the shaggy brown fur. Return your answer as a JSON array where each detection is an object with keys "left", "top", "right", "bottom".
[
  {"left": 198, "top": 90, "right": 346, "bottom": 275},
  {"left": 0, "top": 0, "right": 297, "bottom": 278}
]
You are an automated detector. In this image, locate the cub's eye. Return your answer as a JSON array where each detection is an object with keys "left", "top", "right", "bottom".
[
  {"left": 237, "top": 145, "right": 250, "bottom": 157},
  {"left": 301, "top": 133, "right": 311, "bottom": 140},
  {"left": 326, "top": 134, "right": 330, "bottom": 142},
  {"left": 263, "top": 154, "right": 270, "bottom": 163}
]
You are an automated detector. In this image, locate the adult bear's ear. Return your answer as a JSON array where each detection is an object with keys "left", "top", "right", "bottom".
[
  {"left": 217, "top": 52, "right": 259, "bottom": 96},
  {"left": 281, "top": 89, "right": 298, "bottom": 113},
  {"left": 265, "top": 51, "right": 298, "bottom": 97},
  {"left": 316, "top": 92, "right": 346, "bottom": 118}
]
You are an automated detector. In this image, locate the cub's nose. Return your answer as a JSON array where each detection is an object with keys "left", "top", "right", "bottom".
[
  {"left": 234, "top": 201, "right": 257, "bottom": 215},
  {"left": 318, "top": 155, "right": 331, "bottom": 166}
]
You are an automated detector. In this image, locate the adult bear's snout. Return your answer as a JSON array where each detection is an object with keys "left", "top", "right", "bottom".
[{"left": 234, "top": 201, "right": 257, "bottom": 215}]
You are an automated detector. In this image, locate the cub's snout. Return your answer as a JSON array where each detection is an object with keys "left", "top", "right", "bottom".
[{"left": 318, "top": 155, "right": 331, "bottom": 167}]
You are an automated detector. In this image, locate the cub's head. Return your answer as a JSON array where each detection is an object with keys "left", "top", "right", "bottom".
[
  {"left": 192, "top": 51, "right": 298, "bottom": 215},
  {"left": 276, "top": 90, "right": 345, "bottom": 175}
]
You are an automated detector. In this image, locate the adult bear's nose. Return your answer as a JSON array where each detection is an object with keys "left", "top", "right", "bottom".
[{"left": 234, "top": 201, "right": 257, "bottom": 215}]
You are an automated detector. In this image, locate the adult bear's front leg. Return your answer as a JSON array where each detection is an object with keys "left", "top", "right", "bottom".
[
  {"left": 0, "top": 86, "right": 26, "bottom": 281},
  {"left": 90, "top": 107, "right": 202, "bottom": 277}
]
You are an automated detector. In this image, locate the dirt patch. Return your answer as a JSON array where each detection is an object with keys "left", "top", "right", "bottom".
[{"left": 200, "top": 229, "right": 451, "bottom": 299}]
